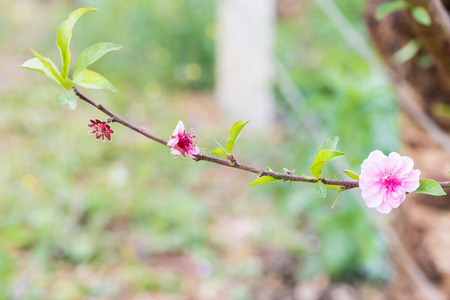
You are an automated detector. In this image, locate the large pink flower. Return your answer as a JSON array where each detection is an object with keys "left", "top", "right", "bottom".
[
  {"left": 167, "top": 120, "right": 200, "bottom": 160},
  {"left": 359, "top": 150, "right": 420, "bottom": 213}
]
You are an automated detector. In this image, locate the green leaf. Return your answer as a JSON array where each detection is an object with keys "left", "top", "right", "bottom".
[
  {"left": 210, "top": 147, "right": 229, "bottom": 158},
  {"left": 331, "top": 188, "right": 343, "bottom": 209},
  {"left": 56, "top": 88, "right": 77, "bottom": 110},
  {"left": 315, "top": 180, "right": 327, "bottom": 198},
  {"left": 57, "top": 7, "right": 98, "bottom": 79},
  {"left": 299, "top": 172, "right": 316, "bottom": 180},
  {"left": 343, "top": 170, "right": 361, "bottom": 180},
  {"left": 249, "top": 176, "right": 281, "bottom": 186},
  {"left": 310, "top": 150, "right": 346, "bottom": 179},
  {"left": 412, "top": 7, "right": 431, "bottom": 26},
  {"left": 20, "top": 57, "right": 62, "bottom": 86},
  {"left": 267, "top": 166, "right": 274, "bottom": 172},
  {"left": 26, "top": 50, "right": 67, "bottom": 88},
  {"left": 375, "top": 1, "right": 410, "bottom": 20},
  {"left": 73, "top": 42, "right": 123, "bottom": 78},
  {"left": 393, "top": 39, "right": 421, "bottom": 65},
  {"left": 414, "top": 179, "right": 446, "bottom": 196},
  {"left": 72, "top": 69, "right": 118, "bottom": 93},
  {"left": 226, "top": 120, "right": 249, "bottom": 154},
  {"left": 316, "top": 136, "right": 339, "bottom": 155}
]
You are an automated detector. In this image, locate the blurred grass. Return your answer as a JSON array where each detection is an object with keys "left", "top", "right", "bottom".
[{"left": 1, "top": 0, "right": 398, "bottom": 299}]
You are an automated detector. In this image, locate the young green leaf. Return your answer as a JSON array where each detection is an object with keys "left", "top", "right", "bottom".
[
  {"left": 56, "top": 88, "right": 77, "bottom": 110},
  {"left": 414, "top": 179, "right": 446, "bottom": 196},
  {"left": 375, "top": 1, "right": 410, "bottom": 20},
  {"left": 310, "top": 150, "right": 346, "bottom": 179},
  {"left": 210, "top": 147, "right": 229, "bottom": 158},
  {"left": 73, "top": 42, "right": 123, "bottom": 78},
  {"left": 316, "top": 136, "right": 339, "bottom": 155},
  {"left": 412, "top": 7, "right": 431, "bottom": 26},
  {"left": 331, "top": 188, "right": 343, "bottom": 209},
  {"left": 226, "top": 120, "right": 249, "bottom": 154},
  {"left": 343, "top": 170, "right": 361, "bottom": 180},
  {"left": 299, "top": 172, "right": 317, "bottom": 180},
  {"left": 20, "top": 57, "right": 63, "bottom": 86},
  {"left": 315, "top": 180, "right": 327, "bottom": 198},
  {"left": 57, "top": 7, "right": 98, "bottom": 79},
  {"left": 249, "top": 176, "right": 281, "bottom": 186},
  {"left": 72, "top": 69, "right": 118, "bottom": 93},
  {"left": 393, "top": 39, "right": 421, "bottom": 65},
  {"left": 28, "top": 50, "right": 67, "bottom": 87}
]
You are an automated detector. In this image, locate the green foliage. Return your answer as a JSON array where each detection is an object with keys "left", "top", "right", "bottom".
[
  {"left": 21, "top": 6, "right": 121, "bottom": 106},
  {"left": 412, "top": 7, "right": 431, "bottom": 26},
  {"left": 248, "top": 176, "right": 281, "bottom": 186},
  {"left": 26, "top": 50, "right": 67, "bottom": 88},
  {"left": 309, "top": 137, "right": 346, "bottom": 179},
  {"left": 226, "top": 120, "right": 249, "bottom": 155},
  {"left": 210, "top": 146, "right": 228, "bottom": 158},
  {"left": 375, "top": 1, "right": 410, "bottom": 20},
  {"left": 210, "top": 120, "right": 249, "bottom": 158},
  {"left": 316, "top": 136, "right": 340, "bottom": 155},
  {"left": 331, "top": 188, "right": 343, "bottom": 209},
  {"left": 73, "top": 42, "right": 123, "bottom": 77},
  {"left": 392, "top": 39, "right": 421, "bottom": 65},
  {"left": 72, "top": 69, "right": 118, "bottom": 93},
  {"left": 343, "top": 170, "right": 360, "bottom": 180},
  {"left": 415, "top": 179, "right": 446, "bottom": 196},
  {"left": 56, "top": 89, "right": 77, "bottom": 110},
  {"left": 57, "top": 7, "right": 98, "bottom": 78},
  {"left": 315, "top": 180, "right": 327, "bottom": 198}
]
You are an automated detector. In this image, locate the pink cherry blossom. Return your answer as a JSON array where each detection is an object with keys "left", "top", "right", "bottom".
[
  {"left": 359, "top": 150, "right": 420, "bottom": 213},
  {"left": 167, "top": 120, "right": 200, "bottom": 160}
]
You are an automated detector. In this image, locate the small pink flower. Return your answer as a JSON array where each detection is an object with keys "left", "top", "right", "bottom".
[
  {"left": 359, "top": 150, "right": 420, "bottom": 213},
  {"left": 167, "top": 120, "right": 200, "bottom": 160},
  {"left": 88, "top": 119, "right": 115, "bottom": 142}
]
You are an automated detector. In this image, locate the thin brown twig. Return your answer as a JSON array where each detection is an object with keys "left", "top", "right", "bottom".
[
  {"left": 73, "top": 86, "right": 362, "bottom": 189},
  {"left": 72, "top": 86, "right": 450, "bottom": 190}
]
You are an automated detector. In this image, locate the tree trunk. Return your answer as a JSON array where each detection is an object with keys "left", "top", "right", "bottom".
[{"left": 365, "top": 0, "right": 450, "bottom": 298}]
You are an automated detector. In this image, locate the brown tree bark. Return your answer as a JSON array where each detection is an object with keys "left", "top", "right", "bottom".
[{"left": 366, "top": 0, "right": 450, "bottom": 298}]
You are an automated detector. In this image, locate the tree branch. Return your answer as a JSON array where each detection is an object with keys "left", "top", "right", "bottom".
[{"left": 73, "top": 87, "right": 362, "bottom": 189}]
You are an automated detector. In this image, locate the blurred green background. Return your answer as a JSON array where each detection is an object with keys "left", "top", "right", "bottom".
[{"left": 1, "top": 0, "right": 399, "bottom": 299}]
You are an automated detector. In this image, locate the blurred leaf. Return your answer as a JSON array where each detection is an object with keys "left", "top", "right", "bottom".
[
  {"left": 310, "top": 150, "right": 346, "bottom": 178},
  {"left": 332, "top": 188, "right": 343, "bottom": 209},
  {"left": 249, "top": 176, "right": 281, "bottom": 186},
  {"left": 315, "top": 180, "right": 327, "bottom": 198},
  {"left": 344, "top": 170, "right": 361, "bottom": 180},
  {"left": 73, "top": 69, "right": 118, "bottom": 92},
  {"left": 375, "top": 1, "right": 410, "bottom": 20},
  {"left": 57, "top": 7, "right": 98, "bottom": 78},
  {"left": 316, "top": 136, "right": 339, "bottom": 155},
  {"left": 73, "top": 42, "right": 123, "bottom": 78},
  {"left": 226, "top": 120, "right": 249, "bottom": 154},
  {"left": 56, "top": 88, "right": 77, "bottom": 110},
  {"left": 414, "top": 179, "right": 446, "bottom": 196},
  {"left": 412, "top": 7, "right": 431, "bottom": 26},
  {"left": 299, "top": 172, "right": 317, "bottom": 180},
  {"left": 210, "top": 147, "right": 228, "bottom": 158},
  {"left": 393, "top": 39, "right": 421, "bottom": 65}
]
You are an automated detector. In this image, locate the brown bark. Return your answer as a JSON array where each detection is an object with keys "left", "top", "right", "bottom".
[{"left": 365, "top": 0, "right": 450, "bottom": 298}]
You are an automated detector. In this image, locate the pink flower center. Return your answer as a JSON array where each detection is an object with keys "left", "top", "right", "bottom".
[
  {"left": 381, "top": 173, "right": 401, "bottom": 192},
  {"left": 176, "top": 131, "right": 197, "bottom": 153}
]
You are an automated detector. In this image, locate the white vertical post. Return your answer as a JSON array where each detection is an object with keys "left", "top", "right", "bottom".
[{"left": 216, "top": 0, "right": 276, "bottom": 130}]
